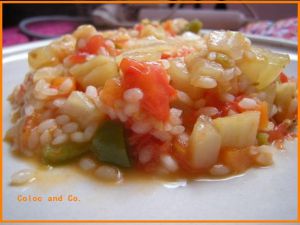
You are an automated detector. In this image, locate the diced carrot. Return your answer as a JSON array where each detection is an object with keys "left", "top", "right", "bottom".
[
  {"left": 221, "top": 148, "right": 253, "bottom": 172},
  {"left": 51, "top": 77, "right": 76, "bottom": 96},
  {"left": 163, "top": 20, "right": 176, "bottom": 36},
  {"left": 100, "top": 78, "right": 124, "bottom": 107},
  {"left": 257, "top": 101, "right": 269, "bottom": 130}
]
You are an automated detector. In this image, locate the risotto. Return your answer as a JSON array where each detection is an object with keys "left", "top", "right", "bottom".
[{"left": 5, "top": 19, "right": 297, "bottom": 183}]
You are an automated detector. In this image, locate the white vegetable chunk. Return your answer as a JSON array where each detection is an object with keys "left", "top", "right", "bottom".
[
  {"left": 61, "top": 91, "right": 105, "bottom": 127},
  {"left": 189, "top": 116, "right": 221, "bottom": 168},
  {"left": 213, "top": 111, "right": 260, "bottom": 148}
]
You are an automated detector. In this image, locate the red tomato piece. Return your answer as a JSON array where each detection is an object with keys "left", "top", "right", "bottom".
[
  {"left": 120, "top": 58, "right": 176, "bottom": 121},
  {"left": 80, "top": 35, "right": 106, "bottom": 55},
  {"left": 279, "top": 72, "right": 288, "bottom": 83},
  {"left": 68, "top": 53, "right": 87, "bottom": 64}
]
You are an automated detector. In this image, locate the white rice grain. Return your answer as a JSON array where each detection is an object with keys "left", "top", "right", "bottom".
[
  {"left": 42, "top": 88, "right": 58, "bottom": 96},
  {"left": 55, "top": 115, "right": 70, "bottom": 125},
  {"left": 222, "top": 93, "right": 235, "bottom": 102},
  {"left": 209, "top": 164, "right": 230, "bottom": 176},
  {"left": 83, "top": 124, "right": 98, "bottom": 140},
  {"left": 207, "top": 52, "right": 217, "bottom": 61},
  {"left": 11, "top": 169, "right": 36, "bottom": 185},
  {"left": 52, "top": 133, "right": 68, "bottom": 145},
  {"left": 28, "top": 128, "right": 39, "bottom": 150},
  {"left": 123, "top": 88, "right": 144, "bottom": 103},
  {"left": 59, "top": 78, "right": 73, "bottom": 92},
  {"left": 238, "top": 98, "right": 257, "bottom": 109},
  {"left": 79, "top": 158, "right": 96, "bottom": 171},
  {"left": 38, "top": 119, "right": 57, "bottom": 133},
  {"left": 131, "top": 121, "right": 152, "bottom": 134},
  {"left": 198, "top": 107, "right": 218, "bottom": 117},
  {"left": 124, "top": 103, "right": 139, "bottom": 117},
  {"left": 95, "top": 165, "right": 122, "bottom": 182},
  {"left": 62, "top": 122, "right": 79, "bottom": 133},
  {"left": 223, "top": 68, "right": 235, "bottom": 81},
  {"left": 195, "top": 76, "right": 217, "bottom": 89},
  {"left": 116, "top": 110, "right": 128, "bottom": 122},
  {"left": 170, "top": 125, "right": 185, "bottom": 135},
  {"left": 138, "top": 146, "right": 153, "bottom": 164},
  {"left": 160, "top": 155, "right": 178, "bottom": 172},
  {"left": 70, "top": 132, "right": 86, "bottom": 143},
  {"left": 85, "top": 86, "right": 98, "bottom": 98},
  {"left": 40, "top": 130, "right": 51, "bottom": 145},
  {"left": 177, "top": 132, "right": 189, "bottom": 147},
  {"left": 24, "top": 105, "right": 34, "bottom": 116},
  {"left": 52, "top": 128, "right": 63, "bottom": 137},
  {"left": 152, "top": 130, "right": 172, "bottom": 142},
  {"left": 53, "top": 98, "right": 66, "bottom": 108},
  {"left": 169, "top": 108, "right": 182, "bottom": 125},
  {"left": 161, "top": 59, "right": 170, "bottom": 69},
  {"left": 177, "top": 91, "right": 193, "bottom": 106}
]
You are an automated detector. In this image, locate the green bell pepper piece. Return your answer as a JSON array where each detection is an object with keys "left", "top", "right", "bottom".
[
  {"left": 91, "top": 120, "right": 131, "bottom": 167},
  {"left": 43, "top": 142, "right": 89, "bottom": 165}
]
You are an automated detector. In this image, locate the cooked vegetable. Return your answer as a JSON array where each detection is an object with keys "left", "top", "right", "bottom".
[
  {"left": 257, "top": 133, "right": 269, "bottom": 145},
  {"left": 70, "top": 55, "right": 119, "bottom": 88},
  {"left": 43, "top": 142, "right": 89, "bottom": 164},
  {"left": 213, "top": 111, "right": 260, "bottom": 148},
  {"left": 5, "top": 20, "right": 297, "bottom": 182},
  {"left": 207, "top": 31, "right": 251, "bottom": 60},
  {"left": 221, "top": 148, "right": 253, "bottom": 172},
  {"left": 167, "top": 58, "right": 201, "bottom": 99},
  {"left": 120, "top": 58, "right": 176, "bottom": 121},
  {"left": 188, "top": 116, "right": 221, "bottom": 168},
  {"left": 29, "top": 47, "right": 60, "bottom": 70},
  {"left": 274, "top": 82, "right": 297, "bottom": 122},
  {"left": 185, "top": 20, "right": 203, "bottom": 34},
  {"left": 92, "top": 120, "right": 131, "bottom": 167},
  {"left": 238, "top": 47, "right": 290, "bottom": 90},
  {"left": 61, "top": 91, "right": 106, "bottom": 127}
]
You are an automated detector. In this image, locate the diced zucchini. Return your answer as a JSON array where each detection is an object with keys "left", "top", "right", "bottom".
[
  {"left": 61, "top": 91, "right": 106, "bottom": 127},
  {"left": 274, "top": 82, "right": 297, "bottom": 122},
  {"left": 43, "top": 142, "right": 89, "bottom": 164},
  {"left": 167, "top": 58, "right": 202, "bottom": 99},
  {"left": 188, "top": 116, "right": 221, "bottom": 168},
  {"left": 213, "top": 111, "right": 260, "bottom": 148},
  {"left": 91, "top": 120, "right": 131, "bottom": 167},
  {"left": 237, "top": 47, "right": 290, "bottom": 90},
  {"left": 28, "top": 46, "right": 60, "bottom": 70},
  {"left": 207, "top": 31, "right": 251, "bottom": 60},
  {"left": 70, "top": 55, "right": 119, "bottom": 88}
]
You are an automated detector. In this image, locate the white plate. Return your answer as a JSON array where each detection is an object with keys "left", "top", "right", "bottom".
[{"left": 3, "top": 37, "right": 298, "bottom": 221}]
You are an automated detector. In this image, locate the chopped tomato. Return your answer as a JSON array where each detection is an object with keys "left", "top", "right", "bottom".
[
  {"left": 163, "top": 20, "right": 176, "bottom": 36},
  {"left": 120, "top": 58, "right": 176, "bottom": 121},
  {"left": 100, "top": 78, "right": 124, "bottom": 107},
  {"left": 161, "top": 52, "right": 173, "bottom": 59},
  {"left": 134, "top": 24, "right": 144, "bottom": 33},
  {"left": 68, "top": 53, "right": 87, "bottom": 64},
  {"left": 80, "top": 35, "right": 106, "bottom": 55},
  {"left": 279, "top": 72, "right": 288, "bottom": 83},
  {"left": 266, "top": 121, "right": 290, "bottom": 142}
]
